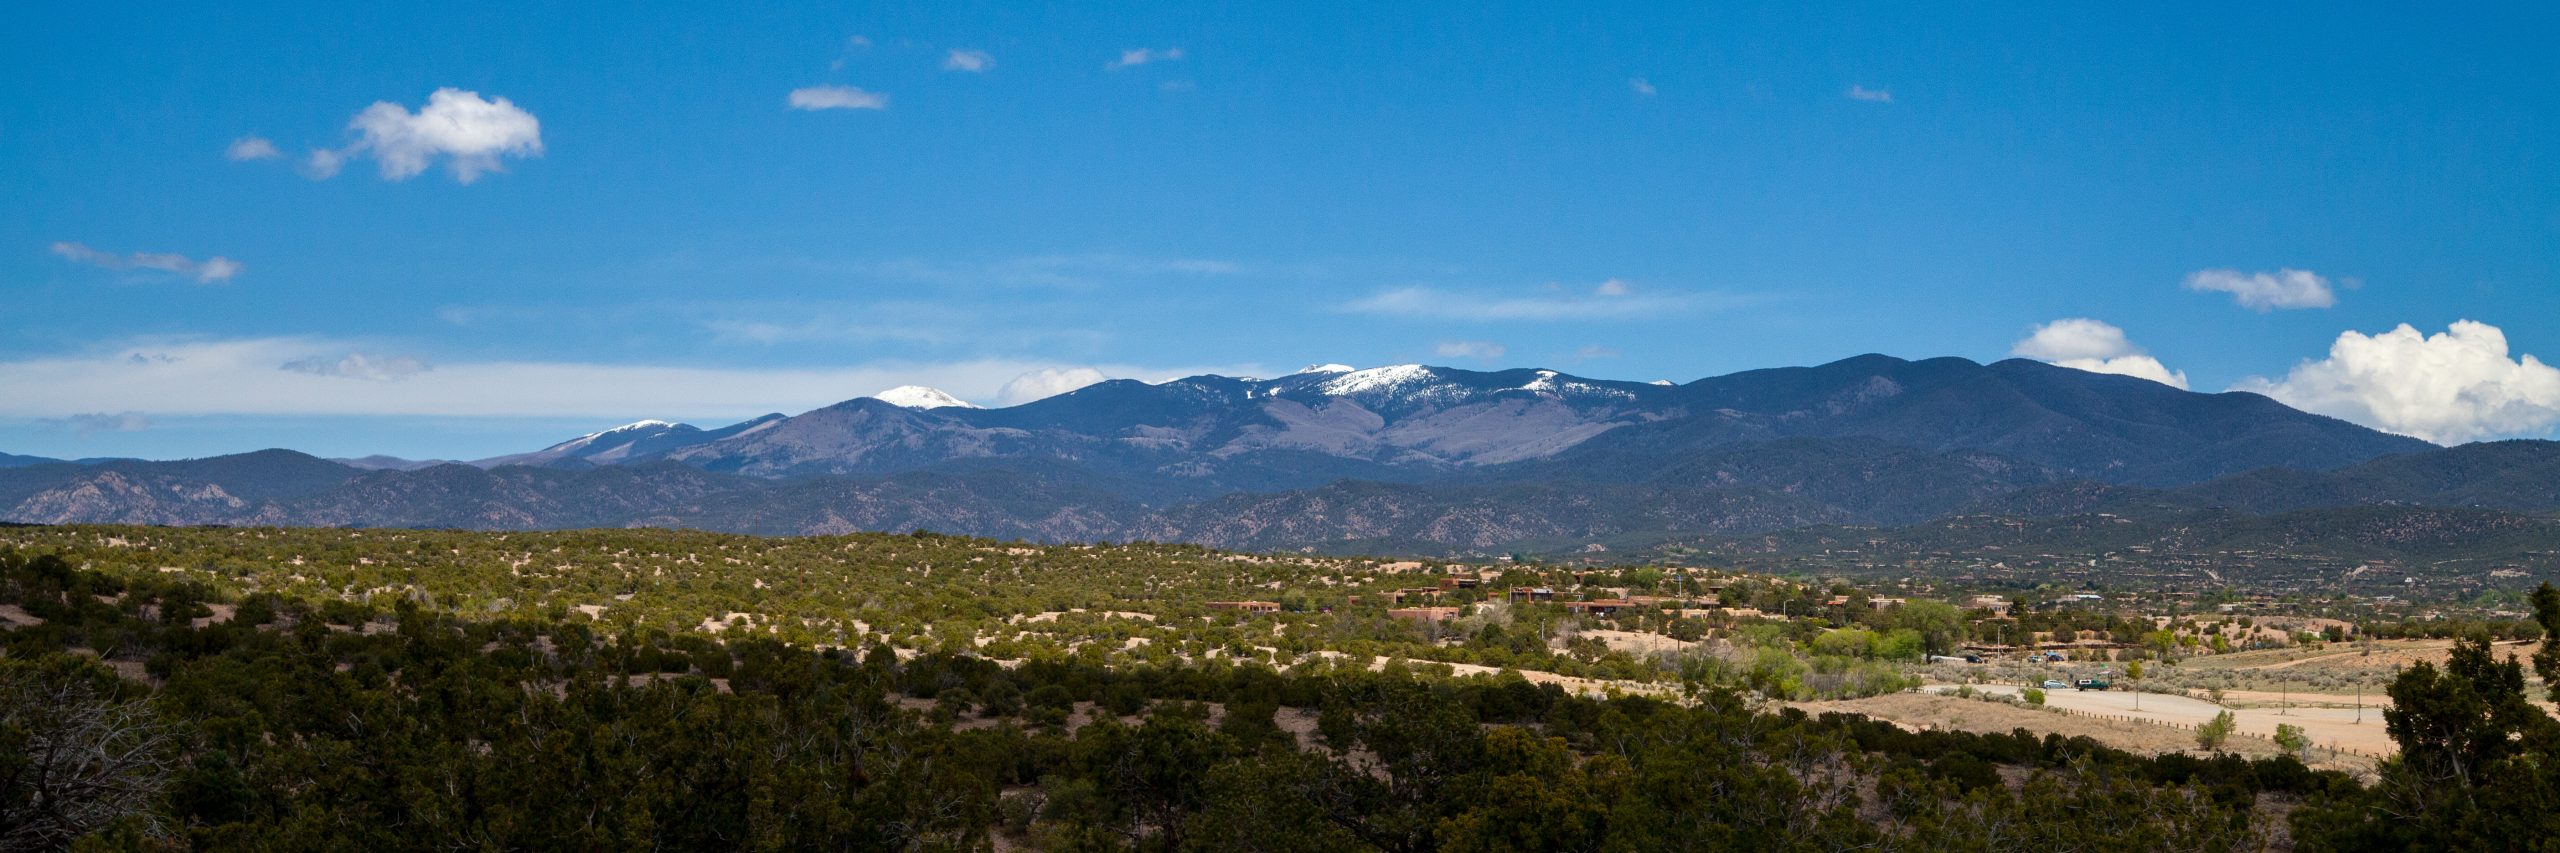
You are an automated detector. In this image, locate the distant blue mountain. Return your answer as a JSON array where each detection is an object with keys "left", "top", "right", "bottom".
[{"left": 0, "top": 354, "right": 2484, "bottom": 554}]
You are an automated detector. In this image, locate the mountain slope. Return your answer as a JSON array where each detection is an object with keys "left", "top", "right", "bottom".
[{"left": 0, "top": 355, "right": 2480, "bottom": 553}]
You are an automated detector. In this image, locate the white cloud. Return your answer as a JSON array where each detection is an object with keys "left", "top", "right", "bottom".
[
  {"left": 1847, "top": 85, "right": 1893, "bottom": 103},
  {"left": 1109, "top": 47, "right": 1184, "bottom": 69},
  {"left": 944, "top": 49, "right": 994, "bottom": 72},
  {"left": 788, "top": 85, "right": 889, "bottom": 111},
  {"left": 280, "top": 351, "right": 430, "bottom": 381},
  {"left": 308, "top": 88, "right": 543, "bottom": 183},
  {"left": 1434, "top": 341, "right": 1506, "bottom": 360},
  {"left": 1344, "top": 280, "right": 1742, "bottom": 322},
  {"left": 0, "top": 338, "right": 1251, "bottom": 420},
  {"left": 2183, "top": 268, "right": 2338, "bottom": 312},
  {"left": 2233, "top": 320, "right": 2560, "bottom": 444},
  {"left": 40, "top": 412, "right": 148, "bottom": 438},
  {"left": 225, "top": 136, "right": 280, "bottom": 161},
  {"left": 2011, "top": 318, "right": 2189, "bottom": 389},
  {"left": 303, "top": 148, "right": 345, "bottom": 179},
  {"left": 1628, "top": 77, "right": 1656, "bottom": 96},
  {"left": 998, "top": 367, "right": 1112, "bottom": 405},
  {"left": 50, "top": 242, "right": 241, "bottom": 283}
]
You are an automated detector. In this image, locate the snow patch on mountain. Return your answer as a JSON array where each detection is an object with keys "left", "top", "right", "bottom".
[
  {"left": 1294, "top": 363, "right": 1356, "bottom": 375},
  {"left": 1318, "top": 364, "right": 1435, "bottom": 396},
  {"left": 871, "top": 386, "right": 981, "bottom": 410}
]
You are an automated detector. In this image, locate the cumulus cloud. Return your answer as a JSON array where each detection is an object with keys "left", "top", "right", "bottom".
[
  {"left": 1434, "top": 341, "right": 1506, "bottom": 361},
  {"left": 2011, "top": 318, "right": 2189, "bottom": 389},
  {"left": 788, "top": 85, "right": 889, "bottom": 111},
  {"left": 1344, "top": 280, "right": 1744, "bottom": 321},
  {"left": 2233, "top": 320, "right": 2560, "bottom": 444},
  {"left": 0, "top": 338, "right": 1250, "bottom": 420},
  {"left": 42, "top": 412, "right": 148, "bottom": 438},
  {"left": 225, "top": 136, "right": 280, "bottom": 161},
  {"left": 1109, "top": 47, "right": 1184, "bottom": 69},
  {"left": 1847, "top": 85, "right": 1893, "bottom": 103},
  {"left": 998, "top": 367, "right": 1111, "bottom": 405},
  {"left": 305, "top": 88, "right": 543, "bottom": 183},
  {"left": 2183, "top": 268, "right": 2339, "bottom": 312},
  {"left": 944, "top": 49, "right": 994, "bottom": 72},
  {"left": 280, "top": 351, "right": 431, "bottom": 381},
  {"left": 1628, "top": 77, "right": 1656, "bottom": 96},
  {"left": 50, "top": 242, "right": 241, "bottom": 283}
]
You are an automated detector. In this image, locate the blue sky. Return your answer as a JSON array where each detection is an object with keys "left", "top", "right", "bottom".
[{"left": 5, "top": 1, "right": 2557, "bottom": 460}]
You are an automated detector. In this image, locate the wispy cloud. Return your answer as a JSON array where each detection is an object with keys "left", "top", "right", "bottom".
[
  {"left": 280, "top": 351, "right": 431, "bottom": 381},
  {"left": 1628, "top": 77, "right": 1656, "bottom": 96},
  {"left": 305, "top": 88, "right": 544, "bottom": 183},
  {"left": 1847, "top": 85, "right": 1893, "bottom": 103},
  {"left": 225, "top": 136, "right": 280, "bottom": 161},
  {"left": 2183, "top": 268, "right": 2338, "bottom": 312},
  {"left": 1344, "top": 279, "right": 1741, "bottom": 321},
  {"left": 40, "top": 412, "right": 149, "bottom": 438},
  {"left": 1109, "top": 47, "right": 1185, "bottom": 70},
  {"left": 847, "top": 253, "right": 1241, "bottom": 289},
  {"left": 788, "top": 85, "right": 889, "bottom": 111},
  {"left": 943, "top": 49, "right": 994, "bottom": 72},
  {"left": 51, "top": 242, "right": 242, "bottom": 283},
  {"left": 0, "top": 338, "right": 1256, "bottom": 419},
  {"left": 1434, "top": 341, "right": 1506, "bottom": 361}
]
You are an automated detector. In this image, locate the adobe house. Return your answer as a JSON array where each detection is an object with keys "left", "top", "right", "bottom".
[
  {"left": 1508, "top": 587, "right": 1556, "bottom": 603},
  {"left": 1563, "top": 599, "right": 1630, "bottom": 617},
  {"left": 1387, "top": 606, "right": 1461, "bottom": 624},
  {"left": 1206, "top": 600, "right": 1281, "bottom": 614}
]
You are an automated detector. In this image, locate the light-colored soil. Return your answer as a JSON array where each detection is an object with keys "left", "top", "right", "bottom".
[
  {"left": 0, "top": 604, "right": 43, "bottom": 628},
  {"left": 1576, "top": 629, "right": 1698, "bottom": 656},
  {"left": 1803, "top": 691, "right": 2376, "bottom": 775},
  {"left": 1956, "top": 684, "right": 2394, "bottom": 759}
]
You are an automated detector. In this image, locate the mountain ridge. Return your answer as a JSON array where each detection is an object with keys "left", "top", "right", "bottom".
[{"left": 0, "top": 354, "right": 2486, "bottom": 555}]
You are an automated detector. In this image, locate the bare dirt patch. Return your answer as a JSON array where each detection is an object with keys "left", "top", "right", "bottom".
[{"left": 1801, "top": 691, "right": 2377, "bottom": 776}]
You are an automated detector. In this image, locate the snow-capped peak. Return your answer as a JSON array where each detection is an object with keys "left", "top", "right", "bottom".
[
  {"left": 1293, "top": 363, "right": 1356, "bottom": 375},
  {"left": 1650, "top": 379, "right": 1675, "bottom": 386},
  {"left": 1318, "top": 364, "right": 1436, "bottom": 396},
  {"left": 607, "top": 419, "right": 680, "bottom": 432},
  {"left": 871, "top": 386, "right": 981, "bottom": 410},
  {"left": 544, "top": 419, "right": 688, "bottom": 453}
]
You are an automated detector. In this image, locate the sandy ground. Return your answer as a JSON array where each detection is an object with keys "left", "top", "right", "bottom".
[
  {"left": 1576, "top": 629, "right": 1698, "bottom": 656},
  {"left": 1803, "top": 691, "right": 2376, "bottom": 775},
  {"left": 1954, "top": 684, "right": 2395, "bottom": 757},
  {"left": 1303, "top": 651, "right": 1677, "bottom": 698}
]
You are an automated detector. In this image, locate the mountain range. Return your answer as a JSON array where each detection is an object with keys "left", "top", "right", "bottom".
[{"left": 12, "top": 353, "right": 2552, "bottom": 557}]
